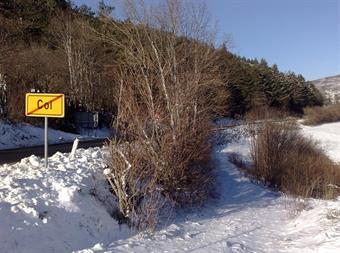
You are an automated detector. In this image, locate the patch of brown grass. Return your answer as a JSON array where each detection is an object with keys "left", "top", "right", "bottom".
[
  {"left": 249, "top": 121, "right": 340, "bottom": 199},
  {"left": 304, "top": 104, "right": 340, "bottom": 125},
  {"left": 245, "top": 106, "right": 290, "bottom": 122}
]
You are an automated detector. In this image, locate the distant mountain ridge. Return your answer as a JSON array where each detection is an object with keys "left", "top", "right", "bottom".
[{"left": 312, "top": 74, "right": 340, "bottom": 103}]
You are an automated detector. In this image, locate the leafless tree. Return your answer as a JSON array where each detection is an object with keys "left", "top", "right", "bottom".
[
  {"left": 102, "top": 0, "right": 228, "bottom": 230},
  {"left": 49, "top": 10, "right": 114, "bottom": 111}
]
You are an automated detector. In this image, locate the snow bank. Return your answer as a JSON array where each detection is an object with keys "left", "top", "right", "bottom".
[{"left": 0, "top": 148, "right": 129, "bottom": 253}]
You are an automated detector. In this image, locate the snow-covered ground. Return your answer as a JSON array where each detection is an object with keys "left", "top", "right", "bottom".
[
  {"left": 0, "top": 120, "right": 111, "bottom": 150},
  {"left": 0, "top": 122, "right": 339, "bottom": 252},
  {"left": 302, "top": 122, "right": 340, "bottom": 162},
  {"left": 0, "top": 148, "right": 130, "bottom": 253}
]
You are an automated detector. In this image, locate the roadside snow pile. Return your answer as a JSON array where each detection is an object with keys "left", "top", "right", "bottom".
[
  {"left": 0, "top": 147, "right": 129, "bottom": 253},
  {"left": 0, "top": 122, "right": 339, "bottom": 253}
]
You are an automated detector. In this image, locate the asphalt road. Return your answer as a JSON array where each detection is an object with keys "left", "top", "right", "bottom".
[{"left": 0, "top": 138, "right": 108, "bottom": 164}]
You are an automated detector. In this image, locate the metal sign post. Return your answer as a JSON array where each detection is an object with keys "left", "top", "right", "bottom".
[
  {"left": 25, "top": 93, "right": 65, "bottom": 168},
  {"left": 44, "top": 117, "right": 48, "bottom": 168}
]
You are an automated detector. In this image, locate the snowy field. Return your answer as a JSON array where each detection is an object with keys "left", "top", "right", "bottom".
[
  {"left": 0, "top": 122, "right": 339, "bottom": 252},
  {"left": 0, "top": 120, "right": 111, "bottom": 150},
  {"left": 302, "top": 122, "right": 340, "bottom": 162}
]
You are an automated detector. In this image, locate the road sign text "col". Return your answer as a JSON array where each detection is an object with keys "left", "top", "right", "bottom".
[{"left": 25, "top": 93, "right": 65, "bottom": 118}]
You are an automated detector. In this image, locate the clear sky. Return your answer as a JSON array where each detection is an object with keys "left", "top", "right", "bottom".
[{"left": 74, "top": 0, "right": 340, "bottom": 81}]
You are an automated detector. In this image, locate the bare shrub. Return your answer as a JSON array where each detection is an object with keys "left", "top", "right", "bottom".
[
  {"left": 250, "top": 121, "right": 340, "bottom": 199},
  {"left": 106, "top": 139, "right": 163, "bottom": 229},
  {"left": 102, "top": 0, "right": 227, "bottom": 229},
  {"left": 304, "top": 104, "right": 340, "bottom": 125}
]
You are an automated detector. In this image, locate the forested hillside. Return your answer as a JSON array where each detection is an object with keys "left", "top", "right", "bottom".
[
  {"left": 0, "top": 0, "right": 323, "bottom": 128},
  {"left": 221, "top": 53, "right": 323, "bottom": 116}
]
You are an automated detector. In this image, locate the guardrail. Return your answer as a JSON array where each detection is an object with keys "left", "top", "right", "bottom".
[{"left": 211, "top": 118, "right": 297, "bottom": 131}]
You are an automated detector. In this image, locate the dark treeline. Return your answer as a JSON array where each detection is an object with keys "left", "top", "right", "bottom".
[
  {"left": 0, "top": 0, "right": 323, "bottom": 129},
  {"left": 218, "top": 50, "right": 323, "bottom": 117}
]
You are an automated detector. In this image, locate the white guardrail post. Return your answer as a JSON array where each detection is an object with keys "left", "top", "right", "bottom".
[{"left": 69, "top": 138, "right": 79, "bottom": 160}]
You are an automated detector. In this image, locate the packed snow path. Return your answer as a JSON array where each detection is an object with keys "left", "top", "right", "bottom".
[{"left": 0, "top": 122, "right": 339, "bottom": 252}]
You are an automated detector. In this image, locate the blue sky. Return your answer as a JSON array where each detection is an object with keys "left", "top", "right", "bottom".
[{"left": 75, "top": 0, "right": 340, "bottom": 80}]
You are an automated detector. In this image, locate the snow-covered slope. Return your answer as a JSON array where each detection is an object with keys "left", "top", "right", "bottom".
[
  {"left": 0, "top": 120, "right": 111, "bottom": 150},
  {"left": 312, "top": 74, "right": 340, "bottom": 103},
  {"left": 0, "top": 120, "right": 78, "bottom": 150},
  {"left": 0, "top": 122, "right": 339, "bottom": 252}
]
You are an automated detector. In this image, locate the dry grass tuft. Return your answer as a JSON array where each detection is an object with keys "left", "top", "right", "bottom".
[
  {"left": 304, "top": 104, "right": 340, "bottom": 125},
  {"left": 249, "top": 121, "right": 340, "bottom": 199},
  {"left": 245, "top": 106, "right": 290, "bottom": 122}
]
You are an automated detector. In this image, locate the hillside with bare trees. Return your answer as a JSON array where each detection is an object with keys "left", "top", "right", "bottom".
[{"left": 0, "top": 0, "right": 323, "bottom": 126}]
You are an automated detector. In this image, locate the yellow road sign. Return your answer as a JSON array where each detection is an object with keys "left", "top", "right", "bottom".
[{"left": 25, "top": 93, "right": 65, "bottom": 118}]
